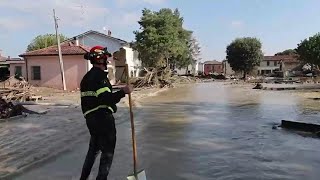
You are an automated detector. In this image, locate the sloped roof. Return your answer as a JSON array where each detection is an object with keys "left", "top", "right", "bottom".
[
  {"left": 204, "top": 60, "right": 222, "bottom": 65},
  {"left": 19, "top": 42, "right": 91, "bottom": 57},
  {"left": 263, "top": 55, "right": 299, "bottom": 62},
  {"left": 64, "top": 30, "right": 128, "bottom": 45}
]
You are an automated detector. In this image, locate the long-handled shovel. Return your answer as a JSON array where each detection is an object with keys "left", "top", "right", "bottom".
[{"left": 125, "top": 64, "right": 147, "bottom": 180}]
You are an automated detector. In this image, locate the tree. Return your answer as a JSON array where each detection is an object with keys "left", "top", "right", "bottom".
[
  {"left": 226, "top": 37, "right": 263, "bottom": 80},
  {"left": 182, "top": 36, "right": 201, "bottom": 74},
  {"left": 189, "top": 36, "right": 201, "bottom": 63},
  {"left": 275, "top": 49, "right": 297, "bottom": 56},
  {"left": 26, "top": 34, "right": 68, "bottom": 52},
  {"left": 296, "top": 33, "right": 320, "bottom": 71},
  {"left": 172, "top": 34, "right": 201, "bottom": 70},
  {"left": 189, "top": 37, "right": 201, "bottom": 61},
  {"left": 133, "top": 8, "right": 193, "bottom": 68}
]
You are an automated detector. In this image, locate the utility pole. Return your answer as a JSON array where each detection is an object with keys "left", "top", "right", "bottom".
[{"left": 53, "top": 9, "right": 67, "bottom": 90}]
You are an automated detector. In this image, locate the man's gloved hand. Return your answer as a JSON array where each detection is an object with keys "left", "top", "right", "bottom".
[{"left": 121, "top": 85, "right": 133, "bottom": 94}]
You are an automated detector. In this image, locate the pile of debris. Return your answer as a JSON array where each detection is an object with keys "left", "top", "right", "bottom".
[
  {"left": 253, "top": 83, "right": 263, "bottom": 89},
  {"left": 3, "top": 76, "right": 31, "bottom": 89},
  {"left": 131, "top": 67, "right": 173, "bottom": 88},
  {"left": 130, "top": 67, "right": 212, "bottom": 88},
  {"left": 0, "top": 97, "right": 25, "bottom": 119},
  {"left": 169, "top": 75, "right": 200, "bottom": 84},
  {"left": 0, "top": 76, "right": 41, "bottom": 102}
]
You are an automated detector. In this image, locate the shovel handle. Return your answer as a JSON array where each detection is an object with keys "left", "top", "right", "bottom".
[{"left": 126, "top": 64, "right": 138, "bottom": 174}]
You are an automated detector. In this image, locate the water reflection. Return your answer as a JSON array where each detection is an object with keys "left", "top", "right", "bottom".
[{"left": 136, "top": 82, "right": 320, "bottom": 180}]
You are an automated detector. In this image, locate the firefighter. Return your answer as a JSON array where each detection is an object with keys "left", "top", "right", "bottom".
[{"left": 79, "top": 46, "right": 133, "bottom": 180}]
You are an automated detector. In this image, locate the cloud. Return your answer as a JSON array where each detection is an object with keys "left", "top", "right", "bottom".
[
  {"left": 0, "top": 0, "right": 109, "bottom": 28},
  {"left": 0, "top": 0, "right": 166, "bottom": 31},
  {"left": 230, "top": 20, "right": 244, "bottom": 28},
  {"left": 0, "top": 17, "right": 30, "bottom": 31}
]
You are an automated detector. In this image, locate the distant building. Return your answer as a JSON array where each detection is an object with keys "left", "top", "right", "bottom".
[
  {"left": 7, "top": 57, "right": 25, "bottom": 78},
  {"left": 0, "top": 50, "right": 23, "bottom": 80},
  {"left": 222, "top": 60, "right": 235, "bottom": 75},
  {"left": 203, "top": 60, "right": 223, "bottom": 75},
  {"left": 64, "top": 30, "right": 142, "bottom": 83},
  {"left": 174, "top": 64, "right": 193, "bottom": 75},
  {"left": 174, "top": 61, "right": 204, "bottom": 76},
  {"left": 0, "top": 51, "right": 9, "bottom": 80},
  {"left": 258, "top": 55, "right": 300, "bottom": 76},
  {"left": 19, "top": 41, "right": 90, "bottom": 90},
  {"left": 16, "top": 30, "right": 142, "bottom": 90},
  {"left": 196, "top": 61, "right": 204, "bottom": 75}
]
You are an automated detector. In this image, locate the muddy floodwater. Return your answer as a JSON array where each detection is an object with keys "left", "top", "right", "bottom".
[{"left": 13, "top": 82, "right": 320, "bottom": 180}]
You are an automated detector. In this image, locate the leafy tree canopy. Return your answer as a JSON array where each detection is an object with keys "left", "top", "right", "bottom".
[
  {"left": 296, "top": 32, "right": 320, "bottom": 67},
  {"left": 226, "top": 37, "right": 263, "bottom": 79},
  {"left": 133, "top": 8, "right": 200, "bottom": 68},
  {"left": 275, "top": 49, "right": 297, "bottom": 56},
  {"left": 27, "top": 34, "right": 68, "bottom": 52}
]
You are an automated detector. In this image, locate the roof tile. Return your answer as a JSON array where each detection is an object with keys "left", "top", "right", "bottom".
[
  {"left": 204, "top": 60, "right": 222, "bottom": 65},
  {"left": 263, "top": 55, "right": 299, "bottom": 62},
  {"left": 19, "top": 42, "right": 90, "bottom": 57}
]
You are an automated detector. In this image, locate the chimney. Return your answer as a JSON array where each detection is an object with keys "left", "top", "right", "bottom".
[
  {"left": 73, "top": 37, "right": 79, "bottom": 46},
  {"left": 7, "top": 56, "right": 10, "bottom": 60},
  {"left": 108, "top": 30, "right": 111, "bottom": 36}
]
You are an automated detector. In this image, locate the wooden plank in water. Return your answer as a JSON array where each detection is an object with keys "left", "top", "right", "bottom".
[{"left": 281, "top": 120, "right": 320, "bottom": 133}]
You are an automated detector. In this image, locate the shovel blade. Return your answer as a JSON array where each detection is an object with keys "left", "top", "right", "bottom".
[{"left": 127, "top": 169, "right": 146, "bottom": 180}]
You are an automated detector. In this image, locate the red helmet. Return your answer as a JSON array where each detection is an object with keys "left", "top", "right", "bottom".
[{"left": 84, "top": 46, "right": 112, "bottom": 62}]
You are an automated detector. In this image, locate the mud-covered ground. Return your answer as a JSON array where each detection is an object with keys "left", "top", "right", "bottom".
[
  {"left": 2, "top": 82, "right": 320, "bottom": 179},
  {"left": 0, "top": 87, "right": 168, "bottom": 179}
]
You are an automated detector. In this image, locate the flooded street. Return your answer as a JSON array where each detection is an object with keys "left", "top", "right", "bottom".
[{"left": 13, "top": 82, "right": 320, "bottom": 180}]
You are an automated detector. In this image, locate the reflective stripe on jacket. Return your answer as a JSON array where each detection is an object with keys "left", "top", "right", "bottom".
[{"left": 80, "top": 67, "right": 125, "bottom": 118}]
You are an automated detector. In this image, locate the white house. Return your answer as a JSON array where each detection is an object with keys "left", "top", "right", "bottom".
[
  {"left": 64, "top": 30, "right": 141, "bottom": 84},
  {"left": 195, "top": 62, "right": 204, "bottom": 75},
  {"left": 174, "top": 61, "right": 204, "bottom": 76},
  {"left": 257, "top": 55, "right": 300, "bottom": 76},
  {"left": 258, "top": 56, "right": 280, "bottom": 75},
  {"left": 175, "top": 64, "right": 193, "bottom": 75}
]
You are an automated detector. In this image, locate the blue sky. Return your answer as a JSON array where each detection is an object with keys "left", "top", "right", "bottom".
[{"left": 1, "top": 0, "right": 320, "bottom": 62}]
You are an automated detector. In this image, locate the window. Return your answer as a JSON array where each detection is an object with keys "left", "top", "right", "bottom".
[
  {"left": 31, "top": 66, "right": 41, "bottom": 80},
  {"left": 15, "top": 66, "right": 22, "bottom": 76},
  {"left": 274, "top": 61, "right": 277, "bottom": 66},
  {"left": 267, "top": 61, "right": 270, "bottom": 66}
]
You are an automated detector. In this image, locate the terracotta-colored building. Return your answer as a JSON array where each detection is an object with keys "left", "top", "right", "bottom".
[
  {"left": 203, "top": 60, "right": 223, "bottom": 75},
  {"left": 19, "top": 41, "right": 90, "bottom": 90}
]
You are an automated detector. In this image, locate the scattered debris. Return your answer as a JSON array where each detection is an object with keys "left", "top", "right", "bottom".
[
  {"left": 0, "top": 98, "right": 25, "bottom": 119},
  {"left": 131, "top": 67, "right": 173, "bottom": 88},
  {"left": 169, "top": 75, "right": 200, "bottom": 84},
  {"left": 0, "top": 76, "right": 42, "bottom": 102},
  {"left": 134, "top": 68, "right": 218, "bottom": 89},
  {"left": 3, "top": 76, "right": 31, "bottom": 89},
  {"left": 253, "top": 83, "right": 263, "bottom": 89},
  {"left": 281, "top": 120, "right": 320, "bottom": 137},
  {"left": 0, "top": 76, "right": 47, "bottom": 119}
]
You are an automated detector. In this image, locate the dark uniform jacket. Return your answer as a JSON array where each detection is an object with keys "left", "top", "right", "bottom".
[{"left": 80, "top": 67, "right": 125, "bottom": 135}]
